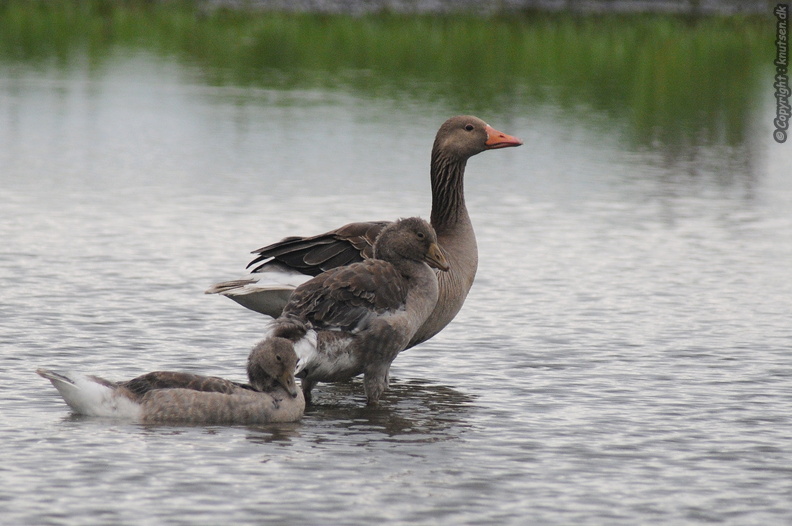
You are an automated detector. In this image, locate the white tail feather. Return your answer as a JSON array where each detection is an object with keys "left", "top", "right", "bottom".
[
  {"left": 205, "top": 270, "right": 311, "bottom": 318},
  {"left": 36, "top": 369, "right": 142, "bottom": 420}
]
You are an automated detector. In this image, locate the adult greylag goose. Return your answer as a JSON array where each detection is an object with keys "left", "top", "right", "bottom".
[
  {"left": 36, "top": 339, "right": 304, "bottom": 424},
  {"left": 257, "top": 217, "right": 449, "bottom": 405},
  {"left": 207, "top": 115, "right": 522, "bottom": 348}
]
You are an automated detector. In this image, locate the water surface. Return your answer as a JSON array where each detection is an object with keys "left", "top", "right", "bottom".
[{"left": 1, "top": 8, "right": 791, "bottom": 525}]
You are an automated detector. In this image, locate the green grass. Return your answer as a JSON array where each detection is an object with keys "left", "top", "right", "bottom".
[{"left": 0, "top": 0, "right": 773, "bottom": 146}]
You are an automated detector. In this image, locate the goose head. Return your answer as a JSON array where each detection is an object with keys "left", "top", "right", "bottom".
[
  {"left": 432, "top": 115, "right": 522, "bottom": 161},
  {"left": 374, "top": 217, "right": 450, "bottom": 272}
]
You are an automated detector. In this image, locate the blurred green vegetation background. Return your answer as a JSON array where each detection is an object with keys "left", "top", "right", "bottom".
[{"left": 0, "top": 0, "right": 773, "bottom": 147}]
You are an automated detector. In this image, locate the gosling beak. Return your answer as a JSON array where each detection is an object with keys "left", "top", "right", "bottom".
[
  {"left": 425, "top": 242, "right": 450, "bottom": 272},
  {"left": 484, "top": 124, "right": 523, "bottom": 149},
  {"left": 278, "top": 370, "right": 300, "bottom": 398}
]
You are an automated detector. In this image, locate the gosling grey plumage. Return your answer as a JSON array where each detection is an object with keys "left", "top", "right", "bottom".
[
  {"left": 255, "top": 217, "right": 449, "bottom": 405},
  {"left": 37, "top": 338, "right": 304, "bottom": 424}
]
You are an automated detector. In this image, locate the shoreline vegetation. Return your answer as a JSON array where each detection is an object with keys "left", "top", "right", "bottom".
[
  {"left": 201, "top": 0, "right": 773, "bottom": 16},
  {"left": 0, "top": 0, "right": 772, "bottom": 148}
]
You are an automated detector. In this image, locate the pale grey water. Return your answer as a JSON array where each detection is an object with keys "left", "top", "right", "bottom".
[{"left": 2, "top": 51, "right": 791, "bottom": 524}]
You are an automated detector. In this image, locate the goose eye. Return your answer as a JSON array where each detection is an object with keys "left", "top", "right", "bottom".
[
  {"left": 416, "top": 231, "right": 425, "bottom": 239},
  {"left": 464, "top": 124, "right": 474, "bottom": 131},
  {"left": 276, "top": 355, "right": 282, "bottom": 362}
]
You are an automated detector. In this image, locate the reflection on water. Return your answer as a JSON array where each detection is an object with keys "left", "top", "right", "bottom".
[
  {"left": 0, "top": 0, "right": 772, "bottom": 152},
  {"left": 1, "top": 3, "right": 791, "bottom": 525},
  {"left": 246, "top": 422, "right": 304, "bottom": 443},
  {"left": 304, "top": 378, "right": 476, "bottom": 443}
]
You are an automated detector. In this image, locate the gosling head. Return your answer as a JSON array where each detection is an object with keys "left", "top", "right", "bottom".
[
  {"left": 247, "top": 337, "right": 300, "bottom": 397},
  {"left": 373, "top": 217, "right": 450, "bottom": 272}
]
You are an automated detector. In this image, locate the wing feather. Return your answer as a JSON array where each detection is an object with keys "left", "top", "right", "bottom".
[
  {"left": 121, "top": 372, "right": 251, "bottom": 399},
  {"left": 247, "top": 221, "right": 390, "bottom": 276},
  {"left": 282, "top": 259, "right": 408, "bottom": 332}
]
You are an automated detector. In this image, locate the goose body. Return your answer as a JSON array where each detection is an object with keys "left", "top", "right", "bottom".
[
  {"left": 37, "top": 339, "right": 304, "bottom": 424},
  {"left": 256, "top": 217, "right": 449, "bottom": 405},
  {"left": 207, "top": 116, "right": 521, "bottom": 348}
]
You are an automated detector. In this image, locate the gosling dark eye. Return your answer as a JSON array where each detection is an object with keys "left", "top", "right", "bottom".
[
  {"left": 416, "top": 231, "right": 425, "bottom": 239},
  {"left": 276, "top": 355, "right": 282, "bottom": 362},
  {"left": 464, "top": 124, "right": 474, "bottom": 131}
]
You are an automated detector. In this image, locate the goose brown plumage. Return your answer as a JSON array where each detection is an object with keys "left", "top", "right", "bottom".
[
  {"left": 207, "top": 116, "right": 521, "bottom": 348},
  {"left": 36, "top": 338, "right": 304, "bottom": 424},
  {"left": 257, "top": 217, "right": 449, "bottom": 405}
]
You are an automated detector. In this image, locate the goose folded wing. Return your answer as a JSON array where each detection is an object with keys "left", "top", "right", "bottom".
[
  {"left": 121, "top": 372, "right": 252, "bottom": 398},
  {"left": 282, "top": 260, "right": 408, "bottom": 332},
  {"left": 247, "top": 221, "right": 390, "bottom": 276}
]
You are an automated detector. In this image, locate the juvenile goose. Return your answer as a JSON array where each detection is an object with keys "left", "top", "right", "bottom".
[
  {"left": 36, "top": 339, "right": 304, "bottom": 424},
  {"left": 257, "top": 217, "right": 449, "bottom": 405},
  {"left": 207, "top": 115, "right": 521, "bottom": 349}
]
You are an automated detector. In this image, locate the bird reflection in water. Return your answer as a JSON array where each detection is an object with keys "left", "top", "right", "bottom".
[{"left": 247, "top": 378, "right": 476, "bottom": 445}]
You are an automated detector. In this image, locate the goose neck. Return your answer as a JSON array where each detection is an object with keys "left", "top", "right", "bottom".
[{"left": 430, "top": 153, "right": 469, "bottom": 232}]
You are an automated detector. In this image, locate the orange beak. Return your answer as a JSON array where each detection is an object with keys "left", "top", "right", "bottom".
[{"left": 484, "top": 125, "right": 523, "bottom": 149}]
